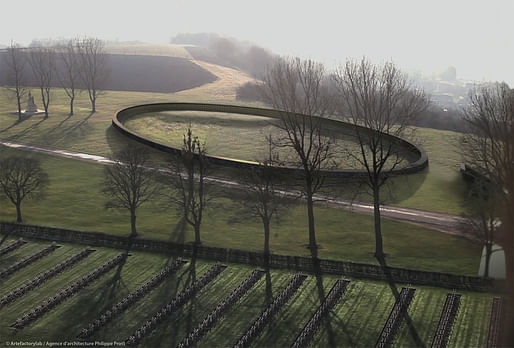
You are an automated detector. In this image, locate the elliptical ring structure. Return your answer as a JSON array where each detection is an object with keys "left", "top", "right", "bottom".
[{"left": 113, "top": 102, "right": 428, "bottom": 178}]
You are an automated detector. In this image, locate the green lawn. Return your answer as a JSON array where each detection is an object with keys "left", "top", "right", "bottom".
[
  {"left": 388, "top": 127, "right": 469, "bottom": 215},
  {"left": 1, "top": 87, "right": 470, "bottom": 215},
  {"left": 0, "top": 237, "right": 494, "bottom": 348},
  {"left": 0, "top": 147, "right": 481, "bottom": 275},
  {"left": 124, "top": 110, "right": 368, "bottom": 169}
]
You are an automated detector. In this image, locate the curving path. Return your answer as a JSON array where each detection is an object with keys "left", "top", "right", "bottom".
[{"left": 0, "top": 139, "right": 469, "bottom": 237}]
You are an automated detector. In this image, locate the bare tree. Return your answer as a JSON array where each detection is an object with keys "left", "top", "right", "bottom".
[
  {"left": 333, "top": 58, "right": 429, "bottom": 259},
  {"left": 167, "top": 127, "right": 209, "bottom": 245},
  {"left": 76, "top": 37, "right": 108, "bottom": 113},
  {"left": 28, "top": 47, "right": 55, "bottom": 118},
  {"left": 4, "top": 41, "right": 28, "bottom": 121},
  {"left": 102, "top": 146, "right": 160, "bottom": 237},
  {"left": 241, "top": 135, "right": 288, "bottom": 262},
  {"left": 261, "top": 57, "right": 334, "bottom": 251},
  {"left": 0, "top": 156, "right": 49, "bottom": 223},
  {"left": 462, "top": 82, "right": 514, "bottom": 345},
  {"left": 57, "top": 39, "right": 81, "bottom": 115}
]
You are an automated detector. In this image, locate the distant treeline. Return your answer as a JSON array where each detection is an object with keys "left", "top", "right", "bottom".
[{"left": 236, "top": 81, "right": 467, "bottom": 133}]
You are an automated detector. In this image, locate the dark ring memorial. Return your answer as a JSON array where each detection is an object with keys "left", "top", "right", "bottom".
[{"left": 113, "top": 102, "right": 428, "bottom": 178}]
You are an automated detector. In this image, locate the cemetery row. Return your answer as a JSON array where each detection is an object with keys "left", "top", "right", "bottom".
[{"left": 0, "top": 237, "right": 502, "bottom": 347}]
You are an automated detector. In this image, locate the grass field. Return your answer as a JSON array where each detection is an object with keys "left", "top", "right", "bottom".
[
  {"left": 0, "top": 146, "right": 481, "bottom": 275},
  {"left": 0, "top": 83, "right": 469, "bottom": 215},
  {"left": 104, "top": 43, "right": 193, "bottom": 59},
  {"left": 0, "top": 237, "right": 496, "bottom": 347},
  {"left": 124, "top": 110, "right": 369, "bottom": 168}
]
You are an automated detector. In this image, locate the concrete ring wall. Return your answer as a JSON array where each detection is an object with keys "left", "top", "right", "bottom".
[{"left": 112, "top": 102, "right": 428, "bottom": 178}]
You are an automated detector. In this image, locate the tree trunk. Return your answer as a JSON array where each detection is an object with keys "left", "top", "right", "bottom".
[
  {"left": 43, "top": 98, "right": 49, "bottom": 118},
  {"left": 69, "top": 97, "right": 74, "bottom": 116},
  {"left": 16, "top": 203, "right": 22, "bottom": 223},
  {"left": 373, "top": 184, "right": 385, "bottom": 259},
  {"left": 194, "top": 223, "right": 201, "bottom": 245},
  {"left": 91, "top": 98, "right": 96, "bottom": 113},
  {"left": 263, "top": 217, "right": 270, "bottom": 262},
  {"left": 306, "top": 189, "right": 316, "bottom": 250},
  {"left": 130, "top": 211, "right": 137, "bottom": 237},
  {"left": 484, "top": 242, "right": 492, "bottom": 278},
  {"left": 16, "top": 95, "right": 22, "bottom": 121}
]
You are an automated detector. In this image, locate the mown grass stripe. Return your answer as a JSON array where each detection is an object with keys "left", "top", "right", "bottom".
[
  {"left": 290, "top": 278, "right": 350, "bottom": 348},
  {"left": 11, "top": 253, "right": 127, "bottom": 329},
  {"left": 0, "top": 248, "right": 94, "bottom": 308},
  {"left": 0, "top": 239, "right": 27, "bottom": 257},
  {"left": 0, "top": 243, "right": 60, "bottom": 280},
  {"left": 375, "top": 287, "right": 416, "bottom": 348},
  {"left": 234, "top": 273, "right": 307, "bottom": 348},
  {"left": 431, "top": 293, "right": 461, "bottom": 348},
  {"left": 177, "top": 269, "right": 265, "bottom": 348},
  {"left": 125, "top": 263, "right": 227, "bottom": 346},
  {"left": 77, "top": 258, "right": 187, "bottom": 338}
]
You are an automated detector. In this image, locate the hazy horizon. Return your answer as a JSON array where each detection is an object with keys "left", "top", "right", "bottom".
[{"left": 1, "top": 0, "right": 513, "bottom": 85}]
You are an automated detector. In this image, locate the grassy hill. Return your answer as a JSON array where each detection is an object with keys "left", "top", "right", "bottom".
[{"left": 0, "top": 51, "right": 218, "bottom": 94}]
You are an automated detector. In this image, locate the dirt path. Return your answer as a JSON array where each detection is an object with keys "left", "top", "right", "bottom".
[{"left": 1, "top": 139, "right": 472, "bottom": 239}]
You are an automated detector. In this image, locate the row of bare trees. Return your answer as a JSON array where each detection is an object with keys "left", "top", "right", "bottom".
[
  {"left": 262, "top": 57, "right": 430, "bottom": 259},
  {"left": 461, "top": 82, "right": 514, "bottom": 345},
  {"left": 99, "top": 56, "right": 430, "bottom": 262},
  {"left": 3, "top": 38, "right": 108, "bottom": 121}
]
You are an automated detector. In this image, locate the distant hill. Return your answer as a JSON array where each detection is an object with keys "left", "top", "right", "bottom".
[
  {"left": 171, "top": 33, "right": 276, "bottom": 78},
  {"left": 0, "top": 52, "right": 217, "bottom": 93}
]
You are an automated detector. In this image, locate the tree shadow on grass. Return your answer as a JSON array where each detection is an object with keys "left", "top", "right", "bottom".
[
  {"left": 49, "top": 112, "right": 95, "bottom": 146},
  {"left": 7, "top": 117, "right": 47, "bottom": 141},
  {"left": 0, "top": 112, "right": 42, "bottom": 134},
  {"left": 169, "top": 217, "right": 187, "bottom": 244},
  {"left": 46, "top": 114, "right": 75, "bottom": 134},
  {"left": 25, "top": 255, "right": 131, "bottom": 341},
  {"left": 309, "top": 247, "right": 355, "bottom": 348},
  {"left": 0, "top": 224, "right": 17, "bottom": 247},
  {"left": 0, "top": 119, "right": 21, "bottom": 134},
  {"left": 161, "top": 247, "right": 199, "bottom": 347},
  {"left": 376, "top": 255, "right": 426, "bottom": 348},
  {"left": 383, "top": 170, "right": 428, "bottom": 204}
]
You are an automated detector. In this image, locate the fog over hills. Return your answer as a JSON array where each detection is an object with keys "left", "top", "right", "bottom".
[{"left": 0, "top": 0, "right": 512, "bottom": 85}]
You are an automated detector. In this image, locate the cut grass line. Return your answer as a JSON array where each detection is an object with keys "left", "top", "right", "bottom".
[
  {"left": 0, "top": 248, "right": 94, "bottom": 308},
  {"left": 125, "top": 263, "right": 227, "bottom": 346},
  {"left": 201, "top": 271, "right": 293, "bottom": 347},
  {"left": 0, "top": 244, "right": 60, "bottom": 280},
  {"left": 291, "top": 278, "right": 350, "bottom": 348},
  {"left": 253, "top": 276, "right": 337, "bottom": 348},
  {"left": 308, "top": 281, "right": 397, "bottom": 348},
  {"left": 78, "top": 258, "right": 187, "bottom": 339},
  {"left": 12, "top": 253, "right": 127, "bottom": 329},
  {"left": 140, "top": 266, "right": 254, "bottom": 347},
  {"left": 233, "top": 273, "right": 307, "bottom": 348},
  {"left": 0, "top": 238, "right": 27, "bottom": 257},
  {"left": 177, "top": 269, "right": 265, "bottom": 348}
]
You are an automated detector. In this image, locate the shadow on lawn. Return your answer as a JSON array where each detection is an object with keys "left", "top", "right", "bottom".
[
  {"left": 0, "top": 112, "right": 40, "bottom": 134},
  {"left": 0, "top": 224, "right": 17, "bottom": 247},
  {"left": 309, "top": 247, "right": 355, "bottom": 347},
  {"left": 376, "top": 255, "right": 426, "bottom": 348},
  {"left": 7, "top": 117, "right": 47, "bottom": 141},
  {"left": 383, "top": 169, "right": 428, "bottom": 204}
]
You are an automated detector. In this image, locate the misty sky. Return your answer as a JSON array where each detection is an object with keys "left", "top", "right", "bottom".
[{"left": 1, "top": 0, "right": 513, "bottom": 84}]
